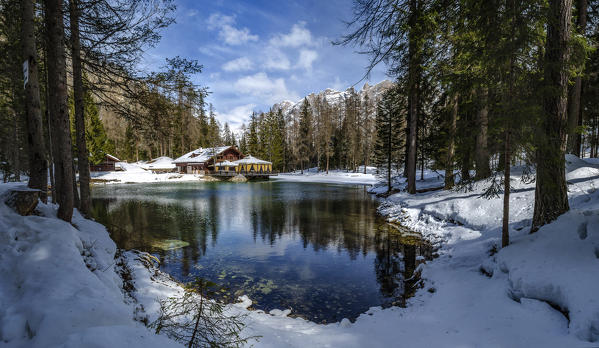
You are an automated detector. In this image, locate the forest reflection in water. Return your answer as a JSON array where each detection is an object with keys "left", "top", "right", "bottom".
[{"left": 91, "top": 181, "right": 431, "bottom": 322}]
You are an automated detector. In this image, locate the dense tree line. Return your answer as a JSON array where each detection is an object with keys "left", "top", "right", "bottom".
[
  {"left": 236, "top": 85, "right": 381, "bottom": 173},
  {"left": 339, "top": 0, "right": 599, "bottom": 245},
  {"left": 0, "top": 0, "right": 210, "bottom": 222},
  {"left": 236, "top": 0, "right": 598, "bottom": 247}
]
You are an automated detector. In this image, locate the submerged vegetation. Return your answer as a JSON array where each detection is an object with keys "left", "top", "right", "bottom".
[{"left": 152, "top": 278, "right": 254, "bottom": 348}]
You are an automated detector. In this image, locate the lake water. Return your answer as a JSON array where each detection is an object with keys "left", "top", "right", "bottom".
[{"left": 90, "top": 181, "right": 431, "bottom": 323}]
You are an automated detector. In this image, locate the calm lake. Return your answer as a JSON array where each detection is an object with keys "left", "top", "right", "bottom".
[{"left": 90, "top": 181, "right": 430, "bottom": 323}]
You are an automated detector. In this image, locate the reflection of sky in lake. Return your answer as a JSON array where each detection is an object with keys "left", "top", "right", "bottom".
[{"left": 90, "top": 181, "right": 430, "bottom": 323}]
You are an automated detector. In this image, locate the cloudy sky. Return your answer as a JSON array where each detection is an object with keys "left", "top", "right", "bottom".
[{"left": 143, "top": 0, "right": 389, "bottom": 130}]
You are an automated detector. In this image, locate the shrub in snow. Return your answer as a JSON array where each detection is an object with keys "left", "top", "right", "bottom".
[{"left": 152, "top": 278, "right": 256, "bottom": 348}]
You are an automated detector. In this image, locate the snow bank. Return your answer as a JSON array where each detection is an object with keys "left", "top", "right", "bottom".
[
  {"left": 0, "top": 183, "right": 181, "bottom": 348},
  {"left": 377, "top": 157, "right": 599, "bottom": 344},
  {"left": 276, "top": 168, "right": 378, "bottom": 185},
  {"left": 139, "top": 157, "right": 176, "bottom": 171},
  {"left": 91, "top": 162, "right": 200, "bottom": 184}
]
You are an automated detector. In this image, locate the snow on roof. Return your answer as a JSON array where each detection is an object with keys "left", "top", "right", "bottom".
[
  {"left": 215, "top": 160, "right": 238, "bottom": 167},
  {"left": 172, "top": 146, "right": 232, "bottom": 164},
  {"left": 106, "top": 154, "right": 120, "bottom": 162},
  {"left": 233, "top": 155, "right": 272, "bottom": 165},
  {"left": 141, "top": 156, "right": 176, "bottom": 169}
]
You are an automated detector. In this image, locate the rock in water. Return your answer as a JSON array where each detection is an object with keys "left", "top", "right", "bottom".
[
  {"left": 4, "top": 189, "right": 40, "bottom": 216},
  {"left": 151, "top": 239, "right": 190, "bottom": 251},
  {"left": 231, "top": 174, "right": 248, "bottom": 182}
]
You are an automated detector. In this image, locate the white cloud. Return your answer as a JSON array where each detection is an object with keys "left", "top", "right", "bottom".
[
  {"left": 269, "top": 22, "right": 313, "bottom": 48},
  {"left": 297, "top": 49, "right": 318, "bottom": 71},
  {"left": 332, "top": 76, "right": 347, "bottom": 91},
  {"left": 222, "top": 57, "right": 253, "bottom": 72},
  {"left": 215, "top": 103, "right": 257, "bottom": 130},
  {"left": 234, "top": 72, "right": 299, "bottom": 104},
  {"left": 264, "top": 48, "right": 290, "bottom": 70},
  {"left": 207, "top": 13, "right": 258, "bottom": 46}
]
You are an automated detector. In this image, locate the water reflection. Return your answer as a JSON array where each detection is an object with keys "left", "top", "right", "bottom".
[{"left": 90, "top": 182, "right": 431, "bottom": 322}]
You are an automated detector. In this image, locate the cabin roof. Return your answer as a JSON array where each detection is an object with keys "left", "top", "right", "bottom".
[
  {"left": 106, "top": 154, "right": 120, "bottom": 162},
  {"left": 233, "top": 155, "right": 272, "bottom": 165},
  {"left": 173, "top": 146, "right": 233, "bottom": 164}
]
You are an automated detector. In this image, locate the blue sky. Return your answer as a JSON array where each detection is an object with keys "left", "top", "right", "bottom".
[{"left": 143, "top": 0, "right": 389, "bottom": 130}]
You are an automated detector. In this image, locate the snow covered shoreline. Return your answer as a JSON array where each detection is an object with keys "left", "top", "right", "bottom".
[
  {"left": 274, "top": 167, "right": 378, "bottom": 185},
  {"left": 1, "top": 155, "right": 597, "bottom": 347},
  {"left": 90, "top": 161, "right": 202, "bottom": 185},
  {"left": 90, "top": 162, "right": 379, "bottom": 185}
]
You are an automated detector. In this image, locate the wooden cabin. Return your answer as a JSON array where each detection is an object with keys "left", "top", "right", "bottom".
[
  {"left": 173, "top": 146, "right": 243, "bottom": 174},
  {"left": 90, "top": 154, "right": 120, "bottom": 172}
]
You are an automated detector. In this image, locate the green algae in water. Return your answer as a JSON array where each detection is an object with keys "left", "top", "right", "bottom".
[{"left": 151, "top": 239, "right": 190, "bottom": 250}]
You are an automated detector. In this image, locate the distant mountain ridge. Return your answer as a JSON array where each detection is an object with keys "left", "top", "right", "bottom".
[{"left": 272, "top": 80, "right": 394, "bottom": 118}]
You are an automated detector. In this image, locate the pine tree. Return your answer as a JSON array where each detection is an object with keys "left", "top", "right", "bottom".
[
  {"left": 21, "top": 0, "right": 48, "bottom": 202},
  {"left": 222, "top": 122, "right": 234, "bottom": 146},
  {"left": 532, "top": 0, "right": 573, "bottom": 231},
  {"left": 248, "top": 112, "right": 259, "bottom": 156},
  {"left": 85, "top": 93, "right": 112, "bottom": 165},
  {"left": 46, "top": 0, "right": 74, "bottom": 222},
  {"left": 298, "top": 98, "right": 312, "bottom": 173},
  {"left": 207, "top": 104, "right": 221, "bottom": 148},
  {"left": 271, "top": 109, "right": 286, "bottom": 171},
  {"left": 339, "top": 0, "right": 433, "bottom": 193},
  {"left": 239, "top": 124, "right": 248, "bottom": 154},
  {"left": 374, "top": 86, "right": 403, "bottom": 192}
]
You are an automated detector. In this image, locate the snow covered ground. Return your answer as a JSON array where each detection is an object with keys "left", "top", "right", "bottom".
[
  {"left": 91, "top": 163, "right": 380, "bottom": 186},
  {"left": 90, "top": 161, "right": 201, "bottom": 184},
  {"left": 138, "top": 156, "right": 177, "bottom": 171},
  {"left": 275, "top": 167, "right": 379, "bottom": 185},
  {"left": 1, "top": 155, "right": 598, "bottom": 347},
  {"left": 0, "top": 183, "right": 180, "bottom": 348}
]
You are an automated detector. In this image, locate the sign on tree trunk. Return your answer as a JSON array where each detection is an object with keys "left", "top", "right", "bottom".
[{"left": 22, "top": 59, "right": 29, "bottom": 88}]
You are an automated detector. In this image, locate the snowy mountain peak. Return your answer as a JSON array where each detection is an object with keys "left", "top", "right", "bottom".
[{"left": 272, "top": 80, "right": 393, "bottom": 118}]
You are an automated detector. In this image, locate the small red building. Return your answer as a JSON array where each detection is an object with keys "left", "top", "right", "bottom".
[{"left": 90, "top": 154, "right": 120, "bottom": 172}]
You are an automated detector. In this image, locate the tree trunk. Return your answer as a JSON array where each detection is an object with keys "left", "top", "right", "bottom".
[
  {"left": 46, "top": 0, "right": 74, "bottom": 222},
  {"left": 42, "top": 48, "right": 56, "bottom": 203},
  {"left": 531, "top": 0, "right": 572, "bottom": 232},
  {"left": 420, "top": 152, "right": 424, "bottom": 180},
  {"left": 406, "top": 0, "right": 420, "bottom": 194},
  {"left": 460, "top": 143, "right": 471, "bottom": 182},
  {"left": 387, "top": 120, "right": 392, "bottom": 192},
  {"left": 21, "top": 0, "right": 48, "bottom": 202},
  {"left": 475, "top": 87, "right": 491, "bottom": 179},
  {"left": 445, "top": 94, "right": 458, "bottom": 189},
  {"left": 566, "top": 0, "right": 587, "bottom": 156},
  {"left": 13, "top": 115, "right": 20, "bottom": 181},
  {"left": 69, "top": 0, "right": 90, "bottom": 215},
  {"left": 502, "top": 130, "right": 511, "bottom": 247},
  {"left": 72, "top": 160, "right": 80, "bottom": 209}
]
